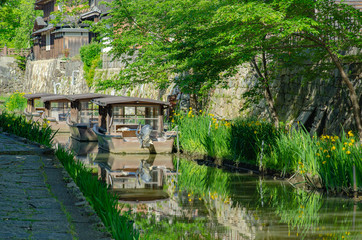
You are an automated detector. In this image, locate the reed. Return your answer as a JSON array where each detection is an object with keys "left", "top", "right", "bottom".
[
  {"left": 173, "top": 112, "right": 361, "bottom": 192},
  {"left": 55, "top": 148, "right": 139, "bottom": 240},
  {"left": 0, "top": 112, "right": 56, "bottom": 146}
]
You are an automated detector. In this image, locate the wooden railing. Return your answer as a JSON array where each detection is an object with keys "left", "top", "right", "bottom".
[{"left": 0, "top": 47, "right": 31, "bottom": 57}]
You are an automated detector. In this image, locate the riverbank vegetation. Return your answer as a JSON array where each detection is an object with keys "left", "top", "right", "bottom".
[
  {"left": 0, "top": 112, "right": 55, "bottom": 146},
  {"left": 172, "top": 110, "right": 361, "bottom": 194},
  {"left": 55, "top": 148, "right": 139, "bottom": 240},
  {"left": 0, "top": 111, "right": 139, "bottom": 240}
]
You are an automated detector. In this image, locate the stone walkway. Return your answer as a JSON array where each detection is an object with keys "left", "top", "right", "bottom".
[{"left": 0, "top": 133, "right": 110, "bottom": 240}]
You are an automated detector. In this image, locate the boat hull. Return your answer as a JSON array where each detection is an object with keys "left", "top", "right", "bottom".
[
  {"left": 68, "top": 124, "right": 98, "bottom": 142},
  {"left": 93, "top": 125, "right": 174, "bottom": 154}
]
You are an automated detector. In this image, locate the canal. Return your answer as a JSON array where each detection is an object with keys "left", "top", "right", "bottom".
[{"left": 55, "top": 134, "right": 362, "bottom": 240}]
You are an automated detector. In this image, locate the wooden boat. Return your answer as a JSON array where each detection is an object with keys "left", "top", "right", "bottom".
[
  {"left": 23, "top": 93, "right": 55, "bottom": 121},
  {"left": 66, "top": 93, "right": 110, "bottom": 141},
  {"left": 92, "top": 96, "right": 175, "bottom": 154},
  {"left": 41, "top": 95, "right": 71, "bottom": 133},
  {"left": 96, "top": 154, "right": 174, "bottom": 189}
]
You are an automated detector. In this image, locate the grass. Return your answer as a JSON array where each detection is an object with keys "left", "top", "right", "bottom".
[
  {"left": 55, "top": 148, "right": 140, "bottom": 240},
  {"left": 0, "top": 111, "right": 139, "bottom": 240},
  {"left": 0, "top": 112, "right": 56, "bottom": 147},
  {"left": 172, "top": 110, "right": 361, "bottom": 193}
]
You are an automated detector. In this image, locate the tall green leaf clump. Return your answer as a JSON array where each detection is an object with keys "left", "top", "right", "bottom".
[
  {"left": 80, "top": 42, "right": 102, "bottom": 86},
  {"left": 0, "top": 112, "right": 56, "bottom": 146},
  {"left": 55, "top": 148, "right": 140, "bottom": 240}
]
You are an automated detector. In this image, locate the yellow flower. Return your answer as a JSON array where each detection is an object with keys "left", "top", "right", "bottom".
[
  {"left": 7, "top": 124, "right": 10, "bottom": 127},
  {"left": 254, "top": 131, "right": 257, "bottom": 134},
  {"left": 346, "top": 151, "right": 351, "bottom": 155},
  {"left": 171, "top": 119, "right": 175, "bottom": 123},
  {"left": 342, "top": 147, "right": 346, "bottom": 151},
  {"left": 322, "top": 161, "right": 326, "bottom": 164},
  {"left": 199, "top": 110, "right": 202, "bottom": 113},
  {"left": 351, "top": 139, "right": 355, "bottom": 144},
  {"left": 323, "top": 149, "right": 328, "bottom": 153},
  {"left": 189, "top": 199, "right": 192, "bottom": 202},
  {"left": 344, "top": 142, "right": 348, "bottom": 145},
  {"left": 348, "top": 131, "right": 354, "bottom": 137},
  {"left": 326, "top": 155, "right": 330, "bottom": 158},
  {"left": 331, "top": 146, "right": 336, "bottom": 151},
  {"left": 316, "top": 153, "right": 320, "bottom": 156},
  {"left": 348, "top": 142, "right": 353, "bottom": 146}
]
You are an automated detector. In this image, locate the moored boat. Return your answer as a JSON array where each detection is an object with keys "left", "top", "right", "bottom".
[
  {"left": 41, "top": 94, "right": 71, "bottom": 133},
  {"left": 23, "top": 93, "right": 55, "bottom": 121},
  {"left": 92, "top": 96, "right": 175, "bottom": 154},
  {"left": 66, "top": 93, "right": 110, "bottom": 141}
]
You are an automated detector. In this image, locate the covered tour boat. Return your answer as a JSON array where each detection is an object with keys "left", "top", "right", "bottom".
[
  {"left": 23, "top": 93, "right": 55, "bottom": 121},
  {"left": 92, "top": 96, "right": 175, "bottom": 154},
  {"left": 41, "top": 94, "right": 71, "bottom": 133},
  {"left": 66, "top": 93, "right": 110, "bottom": 141},
  {"left": 96, "top": 154, "right": 174, "bottom": 202}
]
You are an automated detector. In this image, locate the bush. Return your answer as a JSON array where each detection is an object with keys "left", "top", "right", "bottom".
[
  {"left": 80, "top": 42, "right": 103, "bottom": 86},
  {"left": 5, "top": 92, "right": 27, "bottom": 112}
]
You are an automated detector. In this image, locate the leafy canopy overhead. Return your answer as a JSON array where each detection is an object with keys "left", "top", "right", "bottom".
[{"left": 96, "top": 0, "right": 361, "bottom": 95}]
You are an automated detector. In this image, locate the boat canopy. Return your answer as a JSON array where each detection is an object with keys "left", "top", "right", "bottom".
[
  {"left": 92, "top": 96, "right": 170, "bottom": 107},
  {"left": 41, "top": 95, "right": 70, "bottom": 102},
  {"left": 66, "top": 93, "right": 111, "bottom": 101},
  {"left": 23, "top": 93, "right": 55, "bottom": 100}
]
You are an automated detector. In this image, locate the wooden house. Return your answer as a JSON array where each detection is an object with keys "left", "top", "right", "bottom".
[{"left": 32, "top": 0, "right": 112, "bottom": 60}]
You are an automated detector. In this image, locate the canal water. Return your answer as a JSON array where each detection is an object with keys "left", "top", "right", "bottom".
[{"left": 56, "top": 134, "right": 362, "bottom": 240}]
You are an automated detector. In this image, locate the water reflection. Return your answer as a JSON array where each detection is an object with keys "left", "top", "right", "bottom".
[{"left": 64, "top": 137, "right": 362, "bottom": 240}]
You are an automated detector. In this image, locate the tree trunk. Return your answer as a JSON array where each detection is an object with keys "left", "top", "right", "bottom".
[
  {"left": 327, "top": 49, "right": 362, "bottom": 141},
  {"left": 263, "top": 84, "right": 279, "bottom": 127},
  {"left": 251, "top": 58, "right": 279, "bottom": 127},
  {"left": 190, "top": 93, "right": 198, "bottom": 112}
]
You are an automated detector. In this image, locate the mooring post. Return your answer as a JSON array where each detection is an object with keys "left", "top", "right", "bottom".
[
  {"left": 353, "top": 164, "right": 357, "bottom": 200},
  {"left": 259, "top": 140, "right": 264, "bottom": 174},
  {"left": 176, "top": 125, "right": 180, "bottom": 154}
]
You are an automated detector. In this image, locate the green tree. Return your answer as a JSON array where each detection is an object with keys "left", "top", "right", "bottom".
[
  {"left": 0, "top": 0, "right": 40, "bottom": 48},
  {"left": 52, "top": 0, "right": 90, "bottom": 28},
  {"left": 98, "top": 0, "right": 361, "bottom": 136}
]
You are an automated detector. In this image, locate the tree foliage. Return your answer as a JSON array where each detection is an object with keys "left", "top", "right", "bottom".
[
  {"left": 97, "top": 0, "right": 361, "bottom": 136},
  {"left": 52, "top": 0, "right": 90, "bottom": 28},
  {"left": 0, "top": 0, "right": 40, "bottom": 48}
]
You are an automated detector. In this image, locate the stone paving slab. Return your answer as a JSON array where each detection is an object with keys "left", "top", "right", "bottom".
[
  {"left": 0, "top": 133, "right": 111, "bottom": 240},
  {"left": 0, "top": 153, "right": 73, "bottom": 239},
  {"left": 0, "top": 134, "right": 72, "bottom": 239}
]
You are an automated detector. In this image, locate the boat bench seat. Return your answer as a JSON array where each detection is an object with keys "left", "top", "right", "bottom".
[{"left": 114, "top": 124, "right": 138, "bottom": 137}]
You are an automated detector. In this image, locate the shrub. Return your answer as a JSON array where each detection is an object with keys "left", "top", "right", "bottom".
[
  {"left": 80, "top": 42, "right": 103, "bottom": 86},
  {"left": 5, "top": 92, "right": 27, "bottom": 112}
]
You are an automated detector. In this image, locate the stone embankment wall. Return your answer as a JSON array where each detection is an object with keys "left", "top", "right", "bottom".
[
  {"left": 93, "top": 60, "right": 362, "bottom": 135},
  {"left": 1, "top": 55, "right": 361, "bottom": 135},
  {"left": 24, "top": 59, "right": 88, "bottom": 94},
  {"left": 0, "top": 57, "right": 24, "bottom": 94}
]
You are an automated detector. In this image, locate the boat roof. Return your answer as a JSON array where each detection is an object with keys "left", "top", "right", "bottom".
[
  {"left": 23, "top": 93, "right": 55, "bottom": 100},
  {"left": 66, "top": 93, "right": 111, "bottom": 101},
  {"left": 41, "top": 95, "right": 70, "bottom": 102},
  {"left": 92, "top": 96, "right": 170, "bottom": 107}
]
